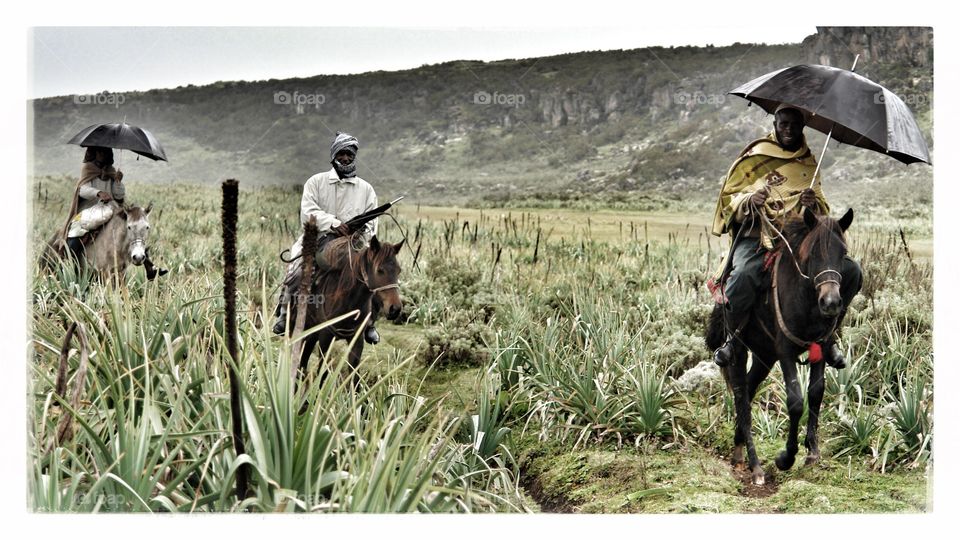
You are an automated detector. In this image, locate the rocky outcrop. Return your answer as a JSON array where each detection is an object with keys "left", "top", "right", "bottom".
[{"left": 801, "top": 27, "right": 932, "bottom": 68}]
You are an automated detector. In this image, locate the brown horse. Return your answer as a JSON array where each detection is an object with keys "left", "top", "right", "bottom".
[
  {"left": 706, "top": 207, "right": 856, "bottom": 485},
  {"left": 44, "top": 202, "right": 154, "bottom": 279},
  {"left": 287, "top": 235, "right": 404, "bottom": 388}
]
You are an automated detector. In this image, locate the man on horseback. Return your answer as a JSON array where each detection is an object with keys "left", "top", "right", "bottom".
[
  {"left": 58, "top": 146, "right": 168, "bottom": 279},
  {"left": 709, "top": 105, "right": 862, "bottom": 368},
  {"left": 272, "top": 131, "right": 381, "bottom": 343}
]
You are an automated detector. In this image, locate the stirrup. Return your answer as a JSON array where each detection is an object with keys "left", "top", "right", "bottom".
[
  {"left": 146, "top": 267, "right": 169, "bottom": 280},
  {"left": 823, "top": 342, "right": 846, "bottom": 369},
  {"left": 272, "top": 306, "right": 287, "bottom": 336},
  {"left": 364, "top": 326, "right": 380, "bottom": 345},
  {"left": 714, "top": 335, "right": 736, "bottom": 367}
]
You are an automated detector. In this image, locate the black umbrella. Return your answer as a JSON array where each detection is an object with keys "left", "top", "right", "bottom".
[
  {"left": 67, "top": 122, "right": 168, "bottom": 161},
  {"left": 730, "top": 56, "right": 930, "bottom": 185},
  {"left": 344, "top": 197, "right": 405, "bottom": 233}
]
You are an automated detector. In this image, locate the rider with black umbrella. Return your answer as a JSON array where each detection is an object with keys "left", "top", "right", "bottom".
[
  {"left": 710, "top": 57, "right": 931, "bottom": 370},
  {"left": 60, "top": 123, "right": 170, "bottom": 280},
  {"left": 709, "top": 105, "right": 860, "bottom": 369}
]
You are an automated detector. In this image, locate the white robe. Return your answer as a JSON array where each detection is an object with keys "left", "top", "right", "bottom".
[{"left": 287, "top": 168, "right": 378, "bottom": 260}]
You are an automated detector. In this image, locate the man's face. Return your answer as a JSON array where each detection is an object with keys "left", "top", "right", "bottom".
[
  {"left": 334, "top": 150, "right": 355, "bottom": 166},
  {"left": 774, "top": 109, "right": 805, "bottom": 150}
]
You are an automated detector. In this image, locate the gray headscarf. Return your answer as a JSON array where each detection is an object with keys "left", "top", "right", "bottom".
[{"left": 330, "top": 132, "right": 359, "bottom": 178}]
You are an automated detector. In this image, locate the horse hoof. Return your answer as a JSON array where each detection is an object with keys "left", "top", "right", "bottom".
[
  {"left": 751, "top": 467, "right": 766, "bottom": 486},
  {"left": 775, "top": 452, "right": 795, "bottom": 471},
  {"left": 804, "top": 454, "right": 820, "bottom": 467}
]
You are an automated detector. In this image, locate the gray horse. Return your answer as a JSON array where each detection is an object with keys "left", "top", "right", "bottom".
[{"left": 44, "top": 202, "right": 155, "bottom": 280}]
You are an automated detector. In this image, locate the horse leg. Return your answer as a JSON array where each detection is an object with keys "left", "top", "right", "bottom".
[
  {"left": 747, "top": 352, "right": 775, "bottom": 402},
  {"left": 312, "top": 332, "right": 336, "bottom": 386},
  {"left": 775, "top": 355, "right": 804, "bottom": 471},
  {"left": 348, "top": 338, "right": 364, "bottom": 391},
  {"left": 804, "top": 360, "right": 826, "bottom": 465},
  {"left": 295, "top": 332, "right": 332, "bottom": 415},
  {"left": 729, "top": 346, "right": 764, "bottom": 485}
]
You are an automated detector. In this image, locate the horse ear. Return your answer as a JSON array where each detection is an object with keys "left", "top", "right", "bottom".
[
  {"left": 802, "top": 206, "right": 819, "bottom": 230},
  {"left": 145, "top": 202, "right": 153, "bottom": 215},
  {"left": 369, "top": 235, "right": 381, "bottom": 251},
  {"left": 393, "top": 238, "right": 406, "bottom": 252},
  {"left": 838, "top": 208, "right": 854, "bottom": 232}
]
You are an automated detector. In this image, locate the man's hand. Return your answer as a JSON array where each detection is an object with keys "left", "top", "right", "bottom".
[
  {"left": 799, "top": 188, "right": 818, "bottom": 210},
  {"left": 749, "top": 187, "right": 770, "bottom": 207},
  {"left": 97, "top": 191, "right": 112, "bottom": 202},
  {"left": 331, "top": 223, "right": 351, "bottom": 237}
]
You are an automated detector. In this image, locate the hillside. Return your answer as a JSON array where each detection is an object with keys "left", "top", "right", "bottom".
[{"left": 29, "top": 27, "right": 932, "bottom": 207}]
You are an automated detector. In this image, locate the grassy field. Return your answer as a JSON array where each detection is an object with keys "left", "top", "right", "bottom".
[{"left": 28, "top": 178, "right": 932, "bottom": 513}]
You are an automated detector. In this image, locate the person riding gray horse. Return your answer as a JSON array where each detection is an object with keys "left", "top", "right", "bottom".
[
  {"left": 272, "top": 131, "right": 382, "bottom": 344},
  {"left": 708, "top": 106, "right": 862, "bottom": 368},
  {"left": 58, "top": 146, "right": 167, "bottom": 280}
]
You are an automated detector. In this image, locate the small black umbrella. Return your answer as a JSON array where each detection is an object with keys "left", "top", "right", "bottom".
[
  {"left": 344, "top": 197, "right": 405, "bottom": 233},
  {"left": 67, "top": 122, "right": 168, "bottom": 161},
  {"left": 730, "top": 56, "right": 930, "bottom": 185}
]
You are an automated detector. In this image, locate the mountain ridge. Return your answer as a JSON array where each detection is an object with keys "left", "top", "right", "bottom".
[{"left": 29, "top": 27, "right": 932, "bottom": 207}]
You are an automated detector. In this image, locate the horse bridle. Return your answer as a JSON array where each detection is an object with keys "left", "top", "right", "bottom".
[
  {"left": 812, "top": 268, "right": 842, "bottom": 289},
  {"left": 357, "top": 257, "right": 399, "bottom": 294}
]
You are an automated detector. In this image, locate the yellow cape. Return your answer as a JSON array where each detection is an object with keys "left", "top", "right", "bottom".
[{"left": 710, "top": 132, "right": 829, "bottom": 280}]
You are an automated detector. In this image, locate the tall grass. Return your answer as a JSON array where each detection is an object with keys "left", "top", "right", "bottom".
[{"left": 30, "top": 179, "right": 933, "bottom": 513}]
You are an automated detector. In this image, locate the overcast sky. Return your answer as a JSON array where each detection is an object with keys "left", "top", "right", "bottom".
[{"left": 28, "top": 26, "right": 815, "bottom": 99}]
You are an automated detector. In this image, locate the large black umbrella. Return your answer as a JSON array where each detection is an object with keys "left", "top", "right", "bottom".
[
  {"left": 729, "top": 57, "right": 931, "bottom": 179},
  {"left": 67, "top": 122, "right": 168, "bottom": 161}
]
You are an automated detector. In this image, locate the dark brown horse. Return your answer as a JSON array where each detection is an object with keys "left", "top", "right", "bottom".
[
  {"left": 706, "top": 207, "right": 855, "bottom": 485},
  {"left": 287, "top": 235, "right": 404, "bottom": 388}
]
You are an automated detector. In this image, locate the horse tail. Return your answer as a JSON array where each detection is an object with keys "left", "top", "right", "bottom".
[{"left": 705, "top": 302, "right": 726, "bottom": 352}]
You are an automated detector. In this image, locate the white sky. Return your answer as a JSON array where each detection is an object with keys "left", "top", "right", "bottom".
[{"left": 29, "top": 26, "right": 814, "bottom": 98}]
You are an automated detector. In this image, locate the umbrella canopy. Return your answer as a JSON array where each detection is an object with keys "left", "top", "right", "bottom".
[
  {"left": 730, "top": 64, "right": 930, "bottom": 165},
  {"left": 67, "top": 122, "right": 168, "bottom": 162}
]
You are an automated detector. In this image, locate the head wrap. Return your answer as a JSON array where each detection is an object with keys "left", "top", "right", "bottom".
[{"left": 330, "top": 132, "right": 359, "bottom": 178}]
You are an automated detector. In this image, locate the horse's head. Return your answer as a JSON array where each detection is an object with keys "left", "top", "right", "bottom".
[
  {"left": 363, "top": 236, "right": 404, "bottom": 320},
  {"left": 120, "top": 202, "right": 153, "bottom": 266},
  {"left": 798, "top": 207, "right": 854, "bottom": 318}
]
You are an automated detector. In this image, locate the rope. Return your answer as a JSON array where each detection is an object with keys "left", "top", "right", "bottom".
[{"left": 771, "top": 250, "right": 838, "bottom": 350}]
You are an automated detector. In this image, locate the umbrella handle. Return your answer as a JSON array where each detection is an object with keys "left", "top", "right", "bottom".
[
  {"left": 808, "top": 55, "right": 859, "bottom": 190},
  {"left": 810, "top": 124, "right": 833, "bottom": 190}
]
